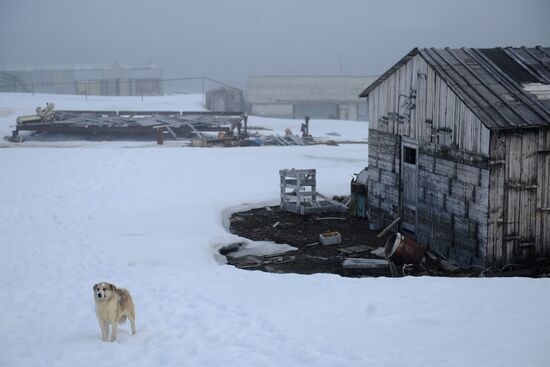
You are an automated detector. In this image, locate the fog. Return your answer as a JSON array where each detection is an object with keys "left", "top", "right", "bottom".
[{"left": 1, "top": 0, "right": 549, "bottom": 88}]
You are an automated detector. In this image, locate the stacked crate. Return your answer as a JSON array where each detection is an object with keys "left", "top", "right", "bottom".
[
  {"left": 280, "top": 168, "right": 347, "bottom": 215},
  {"left": 280, "top": 169, "right": 317, "bottom": 215}
]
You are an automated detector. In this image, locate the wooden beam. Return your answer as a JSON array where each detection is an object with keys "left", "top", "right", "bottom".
[{"left": 377, "top": 217, "right": 401, "bottom": 239}]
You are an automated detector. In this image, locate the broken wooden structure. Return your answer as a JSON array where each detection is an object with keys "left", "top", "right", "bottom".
[
  {"left": 359, "top": 46, "right": 550, "bottom": 267},
  {"left": 265, "top": 134, "right": 305, "bottom": 146},
  {"left": 279, "top": 168, "right": 348, "bottom": 215},
  {"left": 8, "top": 108, "right": 247, "bottom": 142}
]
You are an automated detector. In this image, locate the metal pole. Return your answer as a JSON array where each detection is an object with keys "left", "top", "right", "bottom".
[{"left": 202, "top": 77, "right": 205, "bottom": 105}]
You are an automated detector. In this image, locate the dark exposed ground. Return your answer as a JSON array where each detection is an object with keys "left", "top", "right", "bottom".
[
  {"left": 225, "top": 205, "right": 444, "bottom": 277},
  {"left": 227, "top": 206, "right": 385, "bottom": 276},
  {"left": 226, "top": 206, "right": 550, "bottom": 278}
]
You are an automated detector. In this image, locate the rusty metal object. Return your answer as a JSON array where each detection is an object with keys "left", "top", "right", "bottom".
[{"left": 384, "top": 233, "right": 425, "bottom": 265}]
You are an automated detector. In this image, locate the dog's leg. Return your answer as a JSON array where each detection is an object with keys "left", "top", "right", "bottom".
[
  {"left": 128, "top": 312, "right": 136, "bottom": 335},
  {"left": 111, "top": 323, "right": 118, "bottom": 342},
  {"left": 99, "top": 320, "right": 108, "bottom": 342}
]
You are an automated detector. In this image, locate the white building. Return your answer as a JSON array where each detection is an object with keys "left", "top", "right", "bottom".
[
  {"left": 246, "top": 76, "right": 378, "bottom": 120},
  {"left": 0, "top": 63, "right": 163, "bottom": 96}
]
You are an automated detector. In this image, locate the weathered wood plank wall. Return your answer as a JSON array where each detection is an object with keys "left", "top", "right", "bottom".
[
  {"left": 367, "top": 54, "right": 491, "bottom": 266},
  {"left": 537, "top": 128, "right": 550, "bottom": 260},
  {"left": 367, "top": 53, "right": 549, "bottom": 266},
  {"left": 488, "top": 128, "right": 550, "bottom": 265},
  {"left": 367, "top": 129, "right": 400, "bottom": 226},
  {"left": 416, "top": 143, "right": 489, "bottom": 266},
  {"left": 368, "top": 55, "right": 490, "bottom": 155}
]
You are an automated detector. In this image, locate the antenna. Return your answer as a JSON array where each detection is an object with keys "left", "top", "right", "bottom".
[{"left": 338, "top": 53, "right": 344, "bottom": 75}]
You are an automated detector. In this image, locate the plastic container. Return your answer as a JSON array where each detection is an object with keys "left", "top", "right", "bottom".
[{"left": 319, "top": 231, "right": 342, "bottom": 246}]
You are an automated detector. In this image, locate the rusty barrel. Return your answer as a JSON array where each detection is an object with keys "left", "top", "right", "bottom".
[{"left": 384, "top": 233, "right": 425, "bottom": 265}]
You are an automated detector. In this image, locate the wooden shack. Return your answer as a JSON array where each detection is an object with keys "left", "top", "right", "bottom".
[{"left": 359, "top": 47, "right": 550, "bottom": 267}]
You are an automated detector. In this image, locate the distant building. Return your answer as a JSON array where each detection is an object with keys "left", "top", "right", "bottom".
[
  {"left": 205, "top": 86, "right": 245, "bottom": 112},
  {"left": 360, "top": 46, "right": 550, "bottom": 267},
  {"left": 0, "top": 63, "right": 163, "bottom": 96},
  {"left": 246, "top": 76, "right": 378, "bottom": 120}
]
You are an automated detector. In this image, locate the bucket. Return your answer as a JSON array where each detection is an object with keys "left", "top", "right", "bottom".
[{"left": 384, "top": 233, "right": 425, "bottom": 265}]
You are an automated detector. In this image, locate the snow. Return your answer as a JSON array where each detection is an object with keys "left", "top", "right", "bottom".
[
  {"left": 245, "top": 115, "right": 368, "bottom": 143},
  {"left": 0, "top": 93, "right": 549, "bottom": 367},
  {"left": 0, "top": 93, "right": 367, "bottom": 144}
]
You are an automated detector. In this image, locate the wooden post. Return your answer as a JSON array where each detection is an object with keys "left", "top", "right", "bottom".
[
  {"left": 243, "top": 115, "right": 248, "bottom": 136},
  {"left": 156, "top": 128, "right": 164, "bottom": 145},
  {"left": 301, "top": 116, "right": 310, "bottom": 137}
]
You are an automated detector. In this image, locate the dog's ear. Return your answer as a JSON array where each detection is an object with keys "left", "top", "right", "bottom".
[
  {"left": 93, "top": 284, "right": 97, "bottom": 292},
  {"left": 109, "top": 283, "right": 117, "bottom": 292}
]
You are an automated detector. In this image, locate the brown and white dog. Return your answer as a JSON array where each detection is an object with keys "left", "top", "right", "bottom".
[{"left": 93, "top": 282, "right": 136, "bottom": 342}]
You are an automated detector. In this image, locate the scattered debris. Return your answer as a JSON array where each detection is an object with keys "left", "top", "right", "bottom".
[
  {"left": 370, "top": 247, "right": 386, "bottom": 258},
  {"left": 440, "top": 259, "right": 461, "bottom": 272},
  {"left": 319, "top": 231, "right": 342, "bottom": 246},
  {"left": 342, "top": 258, "right": 391, "bottom": 276},
  {"left": 7, "top": 106, "right": 366, "bottom": 147},
  {"left": 231, "top": 255, "right": 263, "bottom": 269},
  {"left": 337, "top": 244, "right": 374, "bottom": 255},
  {"left": 8, "top": 106, "right": 247, "bottom": 143},
  {"left": 265, "top": 134, "right": 305, "bottom": 146},
  {"left": 225, "top": 205, "right": 550, "bottom": 278},
  {"left": 304, "top": 242, "right": 320, "bottom": 247},
  {"left": 218, "top": 242, "right": 245, "bottom": 256},
  {"left": 315, "top": 217, "right": 347, "bottom": 221},
  {"left": 262, "top": 255, "right": 296, "bottom": 265},
  {"left": 377, "top": 217, "right": 401, "bottom": 239}
]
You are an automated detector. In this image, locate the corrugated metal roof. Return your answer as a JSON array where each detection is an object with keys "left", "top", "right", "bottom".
[{"left": 359, "top": 47, "right": 550, "bottom": 130}]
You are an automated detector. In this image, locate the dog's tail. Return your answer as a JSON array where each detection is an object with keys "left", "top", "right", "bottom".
[{"left": 118, "top": 315, "right": 127, "bottom": 324}]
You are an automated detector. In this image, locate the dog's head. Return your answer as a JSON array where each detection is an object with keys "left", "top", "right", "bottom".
[{"left": 93, "top": 282, "right": 116, "bottom": 302}]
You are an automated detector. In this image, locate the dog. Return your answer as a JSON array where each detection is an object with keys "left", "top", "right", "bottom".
[{"left": 93, "top": 282, "right": 136, "bottom": 342}]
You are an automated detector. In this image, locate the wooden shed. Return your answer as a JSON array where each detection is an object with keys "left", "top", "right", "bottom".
[{"left": 359, "top": 47, "right": 550, "bottom": 267}]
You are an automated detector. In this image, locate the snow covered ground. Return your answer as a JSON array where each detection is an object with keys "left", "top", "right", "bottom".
[
  {"left": 0, "top": 93, "right": 368, "bottom": 143},
  {"left": 0, "top": 93, "right": 549, "bottom": 367}
]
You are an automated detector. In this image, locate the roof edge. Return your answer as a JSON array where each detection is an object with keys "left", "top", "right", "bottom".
[{"left": 359, "top": 48, "right": 419, "bottom": 98}]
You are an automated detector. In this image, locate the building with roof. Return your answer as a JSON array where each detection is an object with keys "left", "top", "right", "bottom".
[
  {"left": 359, "top": 47, "right": 550, "bottom": 267},
  {"left": 0, "top": 63, "right": 163, "bottom": 96},
  {"left": 246, "top": 76, "right": 378, "bottom": 120},
  {"left": 205, "top": 86, "right": 244, "bottom": 112}
]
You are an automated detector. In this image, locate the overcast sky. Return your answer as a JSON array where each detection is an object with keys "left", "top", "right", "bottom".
[{"left": 1, "top": 0, "right": 549, "bottom": 88}]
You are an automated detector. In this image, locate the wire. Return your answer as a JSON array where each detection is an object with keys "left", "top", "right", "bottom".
[{"left": 402, "top": 264, "right": 414, "bottom": 276}]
